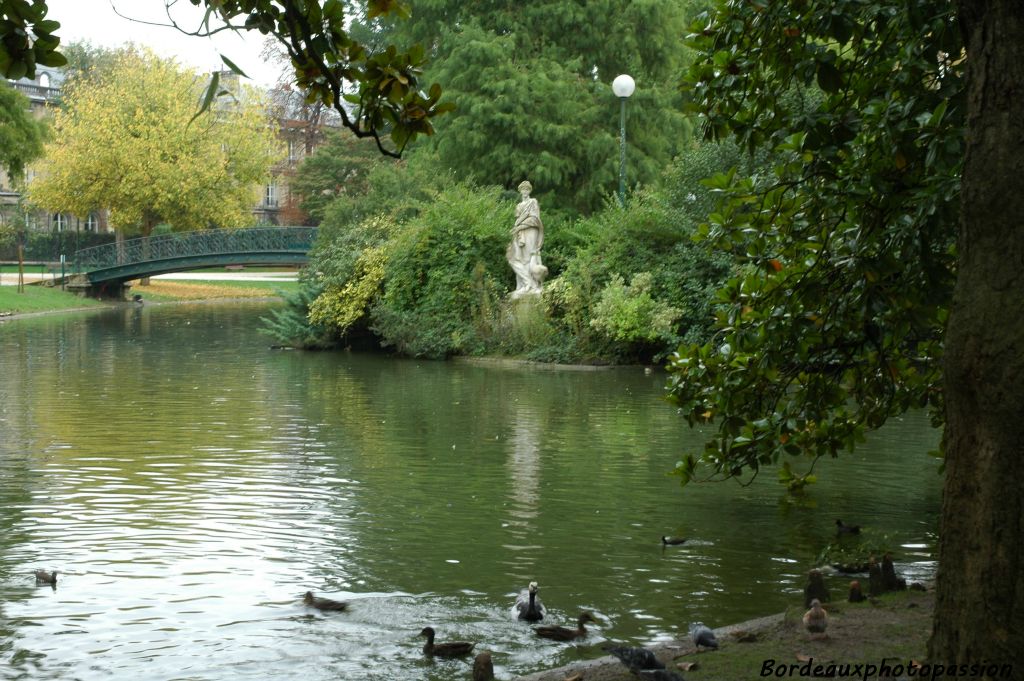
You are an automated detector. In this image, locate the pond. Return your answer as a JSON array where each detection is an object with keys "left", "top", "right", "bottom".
[{"left": 0, "top": 303, "right": 941, "bottom": 680}]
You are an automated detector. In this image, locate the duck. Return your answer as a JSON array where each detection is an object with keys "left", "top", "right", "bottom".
[
  {"left": 419, "top": 626, "right": 475, "bottom": 657},
  {"left": 661, "top": 536, "right": 687, "bottom": 546},
  {"left": 34, "top": 570, "right": 57, "bottom": 586},
  {"left": 803, "top": 598, "right": 828, "bottom": 637},
  {"left": 835, "top": 519, "right": 861, "bottom": 535},
  {"left": 603, "top": 644, "right": 665, "bottom": 672},
  {"left": 472, "top": 651, "right": 495, "bottom": 681},
  {"left": 302, "top": 591, "right": 348, "bottom": 612},
  {"left": 513, "top": 581, "right": 545, "bottom": 622},
  {"left": 534, "top": 611, "right": 597, "bottom": 641},
  {"left": 689, "top": 621, "right": 719, "bottom": 650}
]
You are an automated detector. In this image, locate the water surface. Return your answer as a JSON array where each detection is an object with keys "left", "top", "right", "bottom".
[{"left": 0, "top": 303, "right": 941, "bottom": 680}]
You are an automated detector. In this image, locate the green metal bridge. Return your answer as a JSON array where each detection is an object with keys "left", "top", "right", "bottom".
[{"left": 70, "top": 226, "right": 317, "bottom": 297}]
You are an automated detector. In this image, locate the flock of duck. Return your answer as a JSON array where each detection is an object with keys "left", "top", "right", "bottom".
[
  {"left": 31, "top": 523, "right": 867, "bottom": 679},
  {"left": 297, "top": 578, "right": 719, "bottom": 681}
]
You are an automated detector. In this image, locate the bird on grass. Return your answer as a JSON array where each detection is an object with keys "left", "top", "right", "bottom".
[
  {"left": 661, "top": 536, "right": 687, "bottom": 546},
  {"left": 419, "top": 626, "right": 475, "bottom": 657},
  {"left": 303, "top": 591, "right": 348, "bottom": 612},
  {"left": 34, "top": 570, "right": 57, "bottom": 586},
  {"left": 534, "top": 611, "right": 597, "bottom": 641},
  {"left": 835, "top": 519, "right": 861, "bottom": 535},
  {"left": 472, "top": 651, "right": 494, "bottom": 681},
  {"left": 513, "top": 581, "right": 545, "bottom": 622},
  {"left": 689, "top": 622, "right": 719, "bottom": 651},
  {"left": 803, "top": 598, "right": 828, "bottom": 638},
  {"left": 604, "top": 644, "right": 665, "bottom": 672}
]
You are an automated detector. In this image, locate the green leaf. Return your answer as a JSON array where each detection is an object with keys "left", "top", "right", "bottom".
[
  {"left": 816, "top": 60, "right": 843, "bottom": 93},
  {"left": 219, "top": 54, "right": 249, "bottom": 78},
  {"left": 189, "top": 71, "right": 220, "bottom": 126}
]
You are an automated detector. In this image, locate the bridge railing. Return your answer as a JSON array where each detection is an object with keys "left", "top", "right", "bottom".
[{"left": 73, "top": 227, "right": 318, "bottom": 273}]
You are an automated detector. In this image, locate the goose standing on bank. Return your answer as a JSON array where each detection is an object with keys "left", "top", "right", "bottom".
[{"left": 512, "top": 581, "right": 545, "bottom": 622}]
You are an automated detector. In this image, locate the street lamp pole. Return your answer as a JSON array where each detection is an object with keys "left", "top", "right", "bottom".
[{"left": 612, "top": 74, "right": 635, "bottom": 207}]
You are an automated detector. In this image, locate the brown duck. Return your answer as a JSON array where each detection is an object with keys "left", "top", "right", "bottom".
[
  {"left": 534, "top": 611, "right": 597, "bottom": 641},
  {"left": 34, "top": 570, "right": 57, "bottom": 586},
  {"left": 303, "top": 591, "right": 348, "bottom": 612},
  {"left": 419, "top": 626, "right": 475, "bottom": 657}
]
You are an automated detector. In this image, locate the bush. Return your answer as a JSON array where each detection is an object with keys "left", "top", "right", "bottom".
[{"left": 370, "top": 183, "right": 510, "bottom": 358}]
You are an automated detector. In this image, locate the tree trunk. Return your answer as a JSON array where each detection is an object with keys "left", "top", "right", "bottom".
[{"left": 931, "top": 0, "right": 1024, "bottom": 670}]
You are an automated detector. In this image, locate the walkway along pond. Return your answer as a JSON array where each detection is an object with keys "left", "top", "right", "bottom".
[{"left": 0, "top": 303, "right": 942, "bottom": 680}]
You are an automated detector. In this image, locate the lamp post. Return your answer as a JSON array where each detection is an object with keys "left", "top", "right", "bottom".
[{"left": 611, "top": 73, "right": 635, "bottom": 207}]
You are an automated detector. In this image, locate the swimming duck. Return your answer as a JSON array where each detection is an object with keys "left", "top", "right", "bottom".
[
  {"left": 603, "top": 644, "right": 665, "bottom": 673},
  {"left": 34, "top": 570, "right": 57, "bottom": 585},
  {"left": 803, "top": 598, "right": 828, "bottom": 637},
  {"left": 303, "top": 591, "right": 348, "bottom": 612},
  {"left": 835, "top": 519, "right": 861, "bottom": 535},
  {"left": 419, "top": 626, "right": 475, "bottom": 657},
  {"left": 534, "top": 611, "right": 597, "bottom": 641},
  {"left": 472, "top": 651, "right": 495, "bottom": 681},
  {"left": 689, "top": 621, "right": 719, "bottom": 650},
  {"left": 513, "top": 581, "right": 545, "bottom": 622},
  {"left": 661, "top": 536, "right": 687, "bottom": 546}
]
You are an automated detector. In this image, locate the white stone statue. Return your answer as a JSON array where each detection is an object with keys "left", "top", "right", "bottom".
[{"left": 507, "top": 180, "right": 548, "bottom": 299}]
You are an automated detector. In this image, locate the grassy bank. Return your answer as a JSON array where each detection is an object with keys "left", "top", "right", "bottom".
[
  {"left": 0, "top": 284, "right": 104, "bottom": 314},
  {"left": 131, "top": 278, "right": 297, "bottom": 302},
  {"left": 523, "top": 590, "right": 935, "bottom": 681}
]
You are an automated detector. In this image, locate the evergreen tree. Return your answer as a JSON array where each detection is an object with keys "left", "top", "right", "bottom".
[{"left": 358, "top": 0, "right": 697, "bottom": 213}]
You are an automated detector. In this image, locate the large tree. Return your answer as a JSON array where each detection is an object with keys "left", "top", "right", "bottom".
[
  {"left": 28, "top": 48, "right": 281, "bottom": 235},
  {"left": 0, "top": 0, "right": 451, "bottom": 157},
  {"left": 0, "top": 81, "right": 45, "bottom": 181},
  {"left": 670, "top": 0, "right": 1021, "bottom": 667},
  {"left": 353, "top": 0, "right": 695, "bottom": 213}
]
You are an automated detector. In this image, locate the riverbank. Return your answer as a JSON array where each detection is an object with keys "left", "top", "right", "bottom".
[
  {"left": 515, "top": 589, "right": 933, "bottom": 681},
  {"left": 0, "top": 276, "right": 295, "bottom": 318}
]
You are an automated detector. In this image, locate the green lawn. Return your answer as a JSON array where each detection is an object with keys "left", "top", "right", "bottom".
[{"left": 0, "top": 284, "right": 104, "bottom": 314}]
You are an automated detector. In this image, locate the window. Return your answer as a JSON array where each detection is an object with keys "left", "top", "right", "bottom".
[
  {"left": 85, "top": 213, "right": 99, "bottom": 232},
  {"left": 39, "top": 73, "right": 50, "bottom": 88},
  {"left": 265, "top": 184, "right": 278, "bottom": 207},
  {"left": 52, "top": 213, "right": 67, "bottom": 231},
  {"left": 288, "top": 140, "right": 298, "bottom": 162}
]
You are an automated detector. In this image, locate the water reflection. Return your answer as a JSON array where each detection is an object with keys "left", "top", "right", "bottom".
[{"left": 0, "top": 304, "right": 942, "bottom": 680}]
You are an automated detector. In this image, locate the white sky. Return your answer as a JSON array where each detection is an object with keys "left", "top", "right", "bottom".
[{"left": 45, "top": 0, "right": 281, "bottom": 87}]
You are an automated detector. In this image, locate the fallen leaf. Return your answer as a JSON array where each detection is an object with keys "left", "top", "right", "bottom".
[
  {"left": 797, "top": 654, "right": 812, "bottom": 662},
  {"left": 677, "top": 662, "right": 699, "bottom": 671}
]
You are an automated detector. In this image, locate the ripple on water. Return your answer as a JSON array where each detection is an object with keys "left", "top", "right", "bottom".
[{"left": 0, "top": 305, "right": 941, "bottom": 680}]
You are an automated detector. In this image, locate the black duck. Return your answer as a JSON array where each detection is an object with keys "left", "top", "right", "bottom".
[
  {"left": 835, "top": 519, "right": 861, "bottom": 535},
  {"left": 420, "top": 626, "right": 475, "bottom": 657},
  {"left": 661, "top": 536, "right": 687, "bottom": 546}
]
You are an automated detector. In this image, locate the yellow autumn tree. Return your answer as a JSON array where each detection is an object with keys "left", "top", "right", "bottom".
[{"left": 29, "top": 48, "right": 282, "bottom": 235}]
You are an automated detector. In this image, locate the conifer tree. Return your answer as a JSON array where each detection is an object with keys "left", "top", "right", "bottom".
[{"left": 357, "top": 0, "right": 697, "bottom": 212}]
